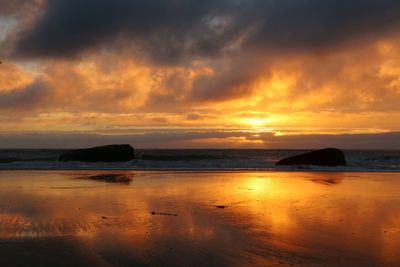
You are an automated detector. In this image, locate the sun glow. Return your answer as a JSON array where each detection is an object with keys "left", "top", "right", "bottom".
[{"left": 243, "top": 118, "right": 268, "bottom": 127}]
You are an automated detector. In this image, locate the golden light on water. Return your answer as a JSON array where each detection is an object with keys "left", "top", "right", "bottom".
[{"left": 0, "top": 171, "right": 399, "bottom": 266}]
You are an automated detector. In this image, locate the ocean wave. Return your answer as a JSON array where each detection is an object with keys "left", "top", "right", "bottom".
[{"left": 0, "top": 149, "right": 399, "bottom": 172}]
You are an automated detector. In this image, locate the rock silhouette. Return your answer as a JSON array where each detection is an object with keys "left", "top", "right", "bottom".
[
  {"left": 59, "top": 144, "right": 135, "bottom": 162},
  {"left": 276, "top": 148, "right": 346, "bottom": 166}
]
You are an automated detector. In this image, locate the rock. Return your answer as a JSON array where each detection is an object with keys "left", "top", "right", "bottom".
[
  {"left": 276, "top": 148, "right": 346, "bottom": 166},
  {"left": 150, "top": 212, "right": 178, "bottom": 217},
  {"left": 59, "top": 144, "right": 135, "bottom": 162},
  {"left": 81, "top": 174, "right": 133, "bottom": 184}
]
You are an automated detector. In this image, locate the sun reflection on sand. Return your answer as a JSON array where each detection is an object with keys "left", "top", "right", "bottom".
[{"left": 0, "top": 171, "right": 399, "bottom": 266}]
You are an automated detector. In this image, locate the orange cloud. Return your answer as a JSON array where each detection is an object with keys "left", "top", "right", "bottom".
[{"left": 1, "top": 1, "right": 400, "bottom": 147}]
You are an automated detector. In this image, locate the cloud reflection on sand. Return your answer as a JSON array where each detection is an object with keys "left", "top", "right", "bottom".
[{"left": 0, "top": 171, "right": 399, "bottom": 266}]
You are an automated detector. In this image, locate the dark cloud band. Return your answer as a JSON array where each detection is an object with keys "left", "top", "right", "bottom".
[{"left": 14, "top": 0, "right": 400, "bottom": 62}]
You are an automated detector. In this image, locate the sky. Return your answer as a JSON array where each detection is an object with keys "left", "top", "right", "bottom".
[{"left": 0, "top": 0, "right": 400, "bottom": 148}]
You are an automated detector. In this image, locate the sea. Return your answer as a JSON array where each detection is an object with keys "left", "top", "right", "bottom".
[{"left": 0, "top": 149, "right": 399, "bottom": 171}]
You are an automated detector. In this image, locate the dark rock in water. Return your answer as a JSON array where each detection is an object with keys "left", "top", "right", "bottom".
[
  {"left": 276, "top": 148, "right": 346, "bottom": 166},
  {"left": 0, "top": 157, "right": 19, "bottom": 163},
  {"left": 150, "top": 211, "right": 178, "bottom": 217},
  {"left": 59, "top": 145, "right": 135, "bottom": 162},
  {"left": 311, "top": 178, "right": 343, "bottom": 185},
  {"left": 78, "top": 174, "right": 133, "bottom": 184}
]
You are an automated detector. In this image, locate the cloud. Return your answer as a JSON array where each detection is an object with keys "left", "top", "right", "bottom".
[
  {"left": 0, "top": 0, "right": 41, "bottom": 15},
  {"left": 11, "top": 0, "right": 400, "bottom": 107},
  {"left": 0, "top": 78, "right": 51, "bottom": 111},
  {"left": 186, "top": 112, "right": 203, "bottom": 121},
  {"left": 0, "top": 131, "right": 399, "bottom": 149},
  {"left": 15, "top": 0, "right": 231, "bottom": 63},
  {"left": 0, "top": 62, "right": 33, "bottom": 90},
  {"left": 189, "top": 56, "right": 267, "bottom": 102},
  {"left": 2, "top": 0, "right": 400, "bottom": 147},
  {"left": 265, "top": 132, "right": 400, "bottom": 150},
  {"left": 0, "top": 57, "right": 155, "bottom": 114},
  {"left": 14, "top": 0, "right": 400, "bottom": 63},
  {"left": 247, "top": 0, "right": 400, "bottom": 52}
]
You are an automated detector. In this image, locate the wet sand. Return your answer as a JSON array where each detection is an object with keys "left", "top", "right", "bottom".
[{"left": 0, "top": 171, "right": 399, "bottom": 266}]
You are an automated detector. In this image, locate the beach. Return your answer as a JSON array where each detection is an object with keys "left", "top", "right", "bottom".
[
  {"left": 3, "top": 0, "right": 400, "bottom": 266},
  {"left": 0, "top": 170, "right": 399, "bottom": 266}
]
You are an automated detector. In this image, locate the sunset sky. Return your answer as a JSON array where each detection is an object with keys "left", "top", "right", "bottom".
[{"left": 1, "top": 0, "right": 400, "bottom": 148}]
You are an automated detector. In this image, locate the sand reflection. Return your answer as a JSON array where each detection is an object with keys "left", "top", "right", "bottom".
[{"left": 0, "top": 171, "right": 399, "bottom": 266}]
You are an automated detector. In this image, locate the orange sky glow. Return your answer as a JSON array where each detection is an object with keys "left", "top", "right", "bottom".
[{"left": 1, "top": 0, "right": 400, "bottom": 148}]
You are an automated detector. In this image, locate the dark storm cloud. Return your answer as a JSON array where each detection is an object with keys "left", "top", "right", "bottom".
[
  {"left": 14, "top": 0, "right": 400, "bottom": 62},
  {"left": 16, "top": 0, "right": 234, "bottom": 62},
  {"left": 248, "top": 0, "right": 400, "bottom": 51}
]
